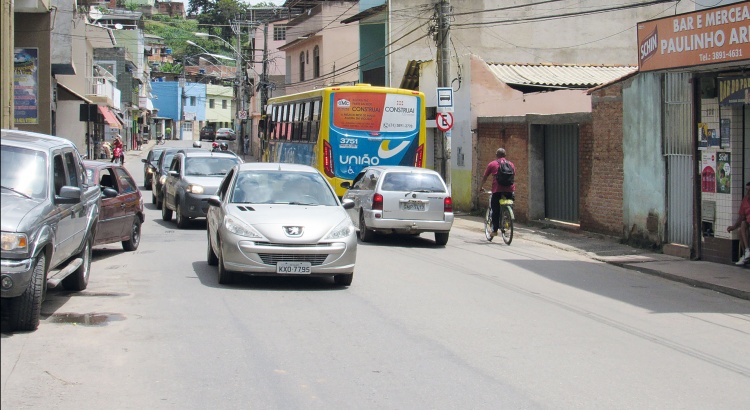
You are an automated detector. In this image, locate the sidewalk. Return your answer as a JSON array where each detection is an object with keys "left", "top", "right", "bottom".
[{"left": 453, "top": 214, "right": 750, "bottom": 301}]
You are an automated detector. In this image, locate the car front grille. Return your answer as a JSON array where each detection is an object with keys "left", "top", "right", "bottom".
[{"left": 258, "top": 254, "right": 328, "bottom": 265}]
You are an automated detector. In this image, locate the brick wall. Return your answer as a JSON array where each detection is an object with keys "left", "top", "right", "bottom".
[
  {"left": 585, "top": 83, "right": 625, "bottom": 236},
  {"left": 477, "top": 119, "right": 529, "bottom": 221}
]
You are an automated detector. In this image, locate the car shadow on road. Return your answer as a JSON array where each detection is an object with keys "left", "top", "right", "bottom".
[
  {"left": 191, "top": 261, "right": 345, "bottom": 291},
  {"left": 357, "top": 233, "right": 446, "bottom": 248},
  {"left": 151, "top": 218, "right": 207, "bottom": 230}
]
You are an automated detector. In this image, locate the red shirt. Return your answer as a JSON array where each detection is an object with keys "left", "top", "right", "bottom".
[
  {"left": 741, "top": 195, "right": 750, "bottom": 223},
  {"left": 483, "top": 158, "right": 516, "bottom": 193}
]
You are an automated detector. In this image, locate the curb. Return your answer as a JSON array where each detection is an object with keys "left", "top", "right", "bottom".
[{"left": 607, "top": 261, "right": 750, "bottom": 300}]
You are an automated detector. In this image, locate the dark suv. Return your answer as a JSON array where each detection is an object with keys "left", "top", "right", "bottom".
[
  {"left": 162, "top": 150, "right": 242, "bottom": 228},
  {"left": 1, "top": 129, "right": 102, "bottom": 330},
  {"left": 199, "top": 126, "right": 216, "bottom": 141}
]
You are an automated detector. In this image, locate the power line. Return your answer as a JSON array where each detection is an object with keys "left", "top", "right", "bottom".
[{"left": 452, "top": 0, "right": 679, "bottom": 28}]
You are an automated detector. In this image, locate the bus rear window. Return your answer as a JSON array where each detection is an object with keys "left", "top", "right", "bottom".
[{"left": 332, "top": 93, "right": 418, "bottom": 132}]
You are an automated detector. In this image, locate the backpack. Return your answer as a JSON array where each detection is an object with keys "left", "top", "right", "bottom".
[{"left": 495, "top": 159, "right": 515, "bottom": 186}]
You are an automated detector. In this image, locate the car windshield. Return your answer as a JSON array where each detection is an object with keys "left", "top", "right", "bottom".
[
  {"left": 160, "top": 152, "right": 177, "bottom": 172},
  {"left": 380, "top": 172, "right": 446, "bottom": 193},
  {"left": 150, "top": 148, "right": 166, "bottom": 165},
  {"left": 185, "top": 157, "right": 240, "bottom": 176},
  {"left": 231, "top": 170, "right": 338, "bottom": 206},
  {"left": 1, "top": 144, "right": 48, "bottom": 200}
]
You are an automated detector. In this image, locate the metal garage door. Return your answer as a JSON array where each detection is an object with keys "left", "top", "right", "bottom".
[
  {"left": 664, "top": 72, "right": 693, "bottom": 246},
  {"left": 544, "top": 124, "right": 579, "bottom": 222}
]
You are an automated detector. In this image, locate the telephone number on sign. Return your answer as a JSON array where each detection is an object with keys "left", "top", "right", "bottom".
[{"left": 699, "top": 49, "right": 744, "bottom": 62}]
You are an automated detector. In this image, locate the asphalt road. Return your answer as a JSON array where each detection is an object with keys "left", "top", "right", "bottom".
[{"left": 2, "top": 141, "right": 750, "bottom": 409}]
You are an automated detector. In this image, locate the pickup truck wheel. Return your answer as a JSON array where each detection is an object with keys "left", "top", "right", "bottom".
[
  {"left": 176, "top": 203, "right": 189, "bottom": 229},
  {"left": 62, "top": 236, "right": 91, "bottom": 291},
  {"left": 122, "top": 217, "right": 141, "bottom": 251},
  {"left": 162, "top": 200, "right": 173, "bottom": 221},
  {"left": 8, "top": 253, "right": 46, "bottom": 331}
]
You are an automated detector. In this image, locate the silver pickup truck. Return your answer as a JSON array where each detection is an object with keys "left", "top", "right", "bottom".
[{"left": 1, "top": 129, "right": 101, "bottom": 331}]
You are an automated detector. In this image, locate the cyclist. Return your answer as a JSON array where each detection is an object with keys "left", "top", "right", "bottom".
[{"left": 478, "top": 147, "right": 516, "bottom": 237}]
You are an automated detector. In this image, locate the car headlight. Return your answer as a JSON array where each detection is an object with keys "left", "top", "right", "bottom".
[
  {"left": 159, "top": 175, "right": 167, "bottom": 184},
  {"left": 1, "top": 232, "right": 28, "bottom": 252},
  {"left": 224, "top": 215, "right": 263, "bottom": 238},
  {"left": 186, "top": 184, "right": 204, "bottom": 194},
  {"left": 324, "top": 218, "right": 354, "bottom": 240}
]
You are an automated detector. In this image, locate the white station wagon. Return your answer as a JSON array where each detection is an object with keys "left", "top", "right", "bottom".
[{"left": 341, "top": 166, "right": 454, "bottom": 245}]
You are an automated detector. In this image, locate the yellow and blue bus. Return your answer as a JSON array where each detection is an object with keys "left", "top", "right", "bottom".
[{"left": 260, "top": 84, "right": 426, "bottom": 196}]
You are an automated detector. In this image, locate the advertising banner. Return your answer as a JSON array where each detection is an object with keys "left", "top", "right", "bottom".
[
  {"left": 719, "top": 76, "right": 750, "bottom": 105},
  {"left": 637, "top": 4, "right": 750, "bottom": 72},
  {"left": 332, "top": 93, "right": 417, "bottom": 132},
  {"left": 701, "top": 151, "right": 716, "bottom": 193},
  {"left": 14, "top": 48, "right": 39, "bottom": 124},
  {"left": 717, "top": 152, "right": 731, "bottom": 194}
]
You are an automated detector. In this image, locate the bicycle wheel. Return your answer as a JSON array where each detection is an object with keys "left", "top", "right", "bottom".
[
  {"left": 484, "top": 207, "right": 494, "bottom": 241},
  {"left": 500, "top": 207, "right": 513, "bottom": 245}
]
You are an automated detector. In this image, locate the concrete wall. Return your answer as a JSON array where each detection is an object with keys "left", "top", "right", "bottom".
[{"left": 622, "top": 72, "right": 666, "bottom": 246}]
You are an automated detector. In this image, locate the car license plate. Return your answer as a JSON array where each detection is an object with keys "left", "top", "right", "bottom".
[
  {"left": 276, "top": 261, "right": 312, "bottom": 274},
  {"left": 401, "top": 201, "right": 425, "bottom": 211}
]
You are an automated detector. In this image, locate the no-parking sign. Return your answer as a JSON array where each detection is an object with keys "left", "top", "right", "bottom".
[{"left": 436, "top": 112, "right": 453, "bottom": 131}]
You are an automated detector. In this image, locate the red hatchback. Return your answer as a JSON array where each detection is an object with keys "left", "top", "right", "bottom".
[{"left": 83, "top": 160, "right": 145, "bottom": 251}]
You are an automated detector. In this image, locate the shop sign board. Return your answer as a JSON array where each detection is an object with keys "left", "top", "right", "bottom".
[{"left": 637, "top": 3, "right": 750, "bottom": 72}]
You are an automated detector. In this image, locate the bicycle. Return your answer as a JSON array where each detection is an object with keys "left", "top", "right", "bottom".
[
  {"left": 156, "top": 134, "right": 166, "bottom": 145},
  {"left": 482, "top": 189, "right": 514, "bottom": 245}
]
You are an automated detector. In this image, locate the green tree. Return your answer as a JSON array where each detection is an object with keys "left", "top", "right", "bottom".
[{"left": 188, "top": 0, "right": 249, "bottom": 42}]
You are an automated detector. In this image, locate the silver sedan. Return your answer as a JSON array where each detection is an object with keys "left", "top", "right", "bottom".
[{"left": 206, "top": 163, "right": 357, "bottom": 286}]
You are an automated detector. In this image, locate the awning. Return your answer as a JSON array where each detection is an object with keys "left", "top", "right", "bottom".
[{"left": 99, "top": 106, "right": 121, "bottom": 128}]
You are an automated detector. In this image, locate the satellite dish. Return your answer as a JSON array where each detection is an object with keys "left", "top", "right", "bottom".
[
  {"left": 89, "top": 6, "right": 103, "bottom": 21},
  {"left": 114, "top": 23, "right": 123, "bottom": 30}
]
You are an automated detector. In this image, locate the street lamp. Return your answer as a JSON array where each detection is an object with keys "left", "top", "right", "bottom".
[
  {"left": 186, "top": 40, "right": 236, "bottom": 62},
  {"left": 194, "top": 32, "right": 237, "bottom": 53},
  {"left": 194, "top": 32, "right": 245, "bottom": 154}
]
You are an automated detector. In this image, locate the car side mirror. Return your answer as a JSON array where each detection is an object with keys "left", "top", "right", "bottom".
[
  {"left": 141, "top": 159, "right": 148, "bottom": 163},
  {"left": 169, "top": 170, "right": 179, "bottom": 177},
  {"left": 56, "top": 186, "right": 82, "bottom": 204},
  {"left": 102, "top": 187, "right": 118, "bottom": 198},
  {"left": 340, "top": 181, "right": 351, "bottom": 189},
  {"left": 341, "top": 198, "right": 355, "bottom": 209},
  {"left": 207, "top": 196, "right": 221, "bottom": 207}
]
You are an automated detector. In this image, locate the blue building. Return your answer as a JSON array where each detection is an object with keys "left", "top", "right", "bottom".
[{"left": 151, "top": 80, "right": 181, "bottom": 139}]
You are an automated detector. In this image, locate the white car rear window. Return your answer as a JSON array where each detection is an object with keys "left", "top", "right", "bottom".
[{"left": 380, "top": 172, "right": 445, "bottom": 193}]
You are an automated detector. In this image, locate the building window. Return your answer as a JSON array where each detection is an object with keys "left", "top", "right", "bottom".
[
  {"left": 273, "top": 25, "right": 286, "bottom": 41},
  {"left": 190, "top": 96, "right": 196, "bottom": 106},
  {"left": 209, "top": 99, "right": 215, "bottom": 109},
  {"left": 313, "top": 46, "right": 320, "bottom": 78},
  {"left": 222, "top": 100, "right": 227, "bottom": 109},
  {"left": 299, "top": 52, "right": 305, "bottom": 82}
]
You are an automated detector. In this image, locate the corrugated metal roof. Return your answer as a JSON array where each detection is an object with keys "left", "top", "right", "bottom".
[{"left": 487, "top": 63, "right": 637, "bottom": 88}]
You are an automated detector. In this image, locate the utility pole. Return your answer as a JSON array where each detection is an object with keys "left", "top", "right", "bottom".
[
  {"left": 231, "top": 18, "right": 247, "bottom": 153},
  {"left": 261, "top": 22, "right": 269, "bottom": 112},
  {"left": 436, "top": 0, "right": 451, "bottom": 187}
]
